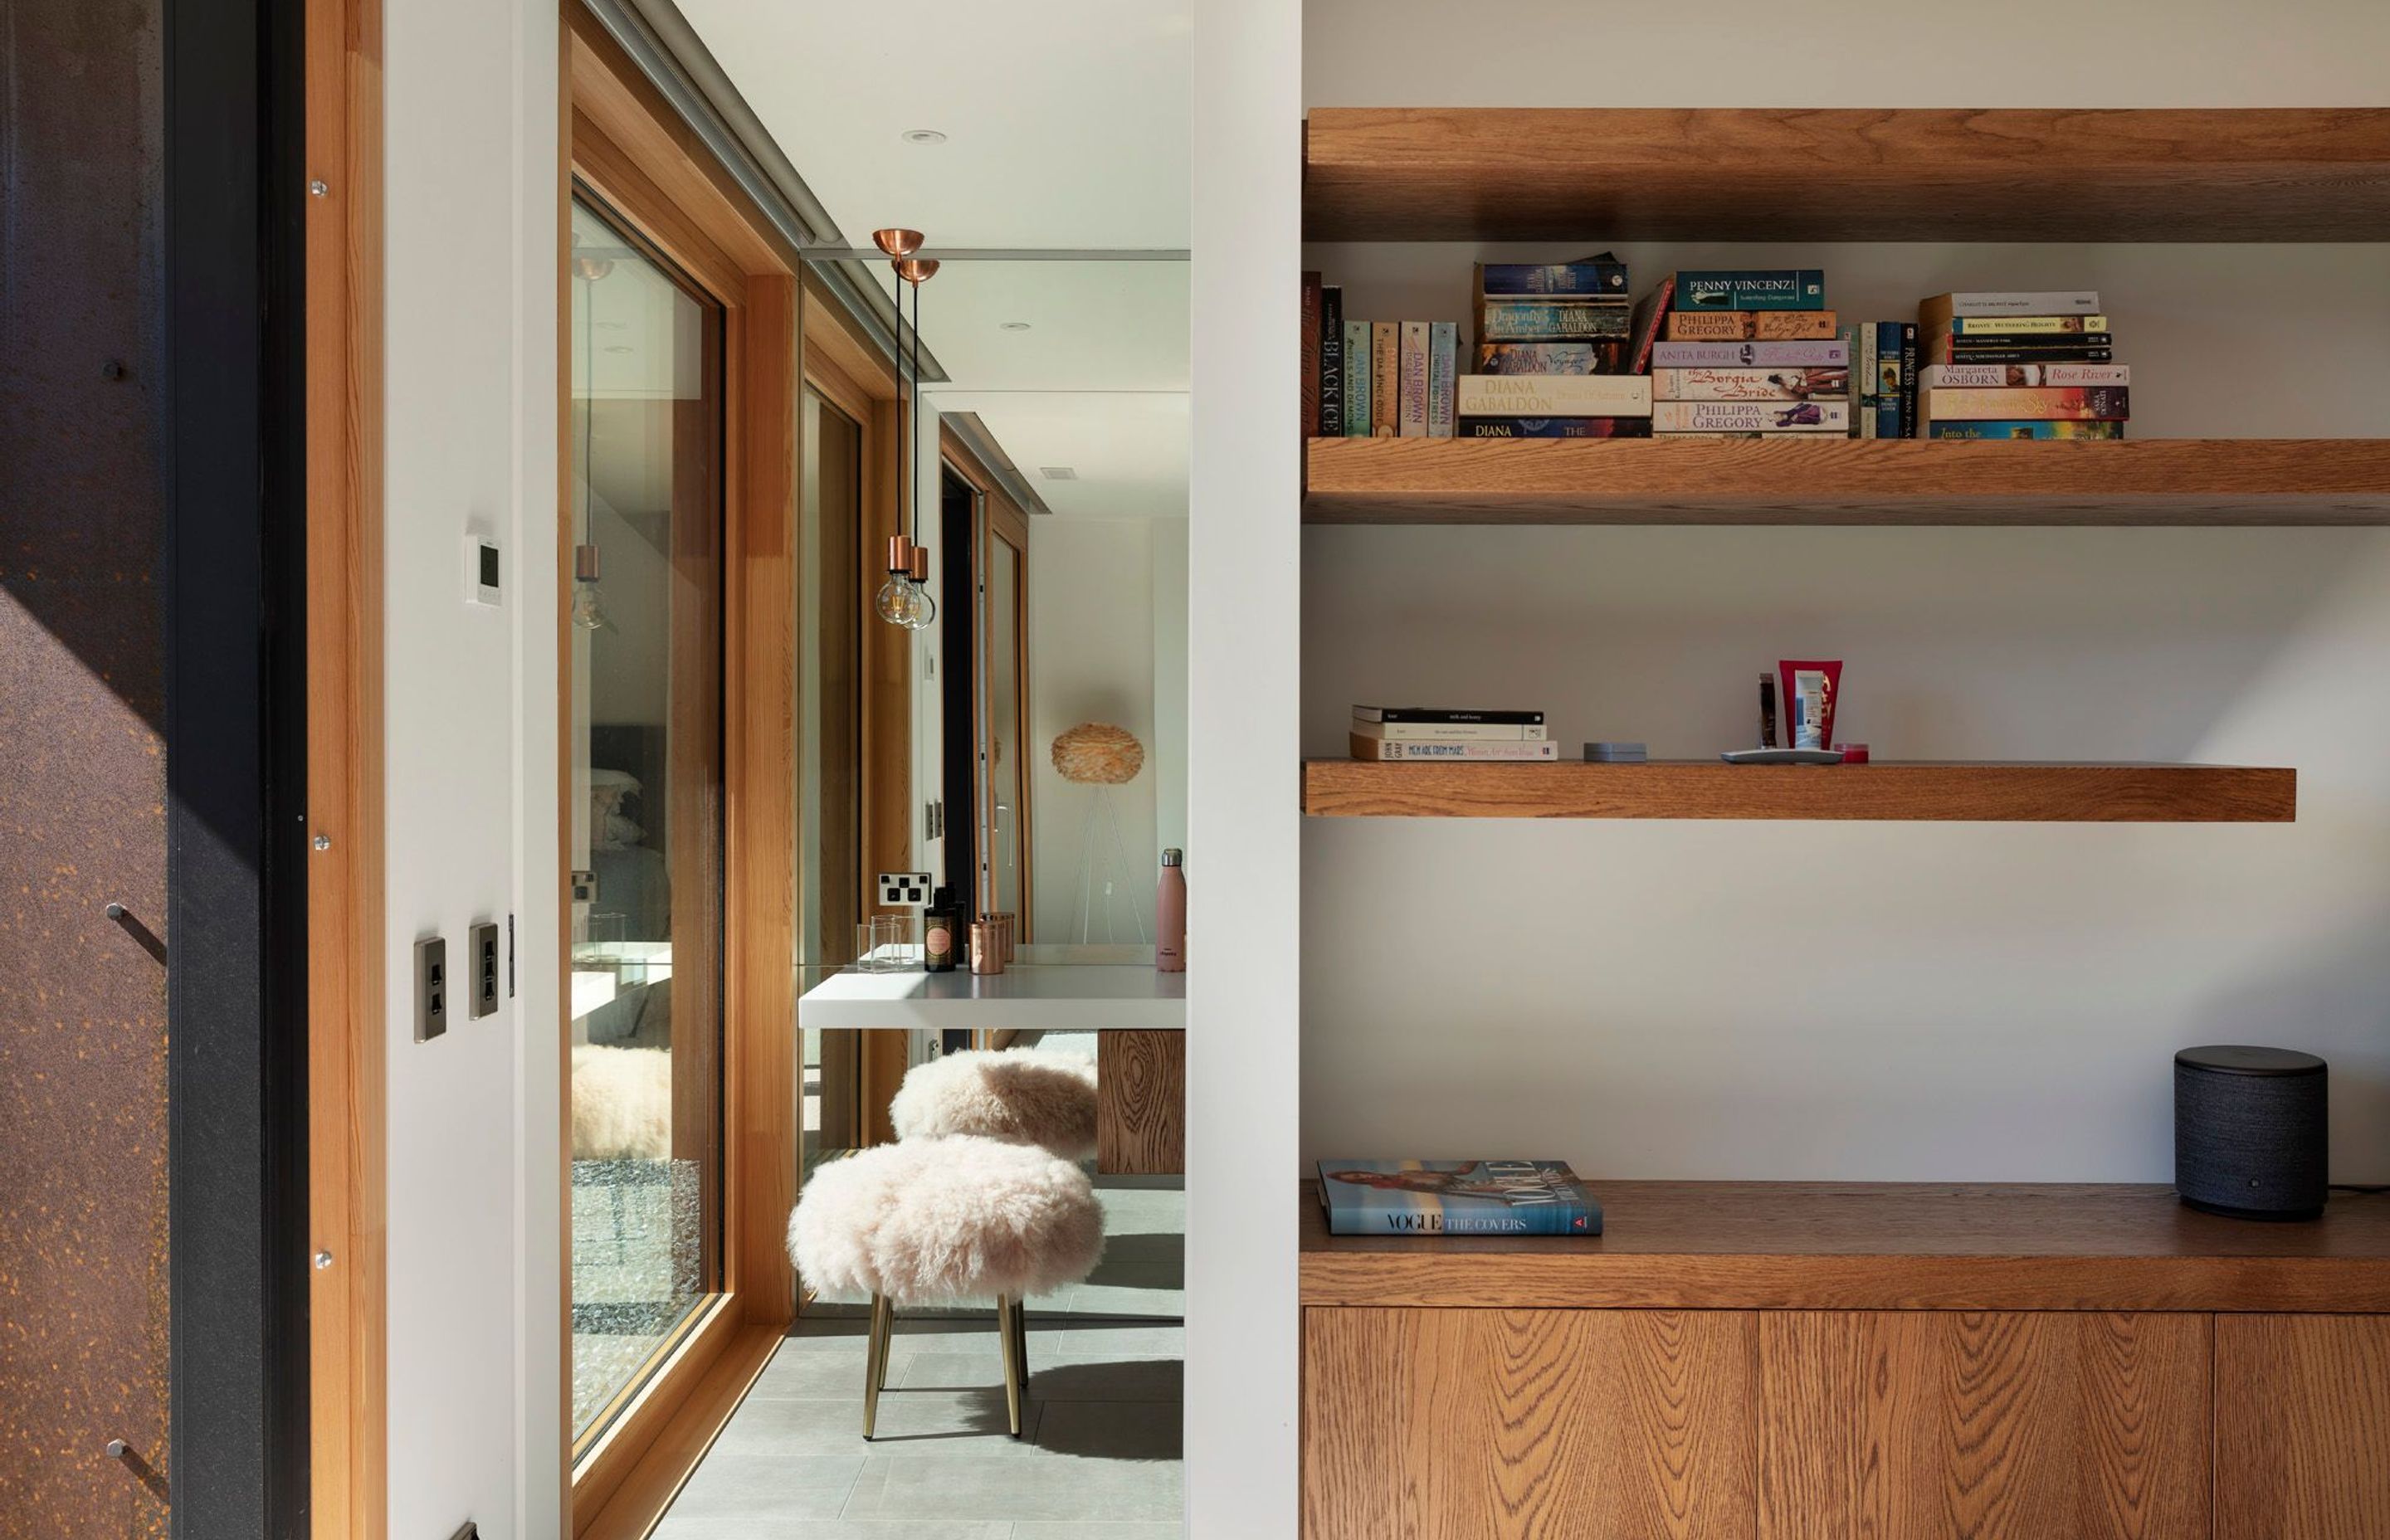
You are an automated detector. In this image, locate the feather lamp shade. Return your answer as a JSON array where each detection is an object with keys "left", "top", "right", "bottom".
[{"left": 1051, "top": 722, "right": 1144, "bottom": 786}]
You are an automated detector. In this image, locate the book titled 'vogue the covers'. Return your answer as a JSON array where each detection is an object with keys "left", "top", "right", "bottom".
[{"left": 1316, "top": 1160, "right": 1602, "bottom": 1236}]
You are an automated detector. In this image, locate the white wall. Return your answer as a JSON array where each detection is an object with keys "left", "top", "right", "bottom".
[
  {"left": 1300, "top": 2, "right": 2390, "bottom": 1182},
  {"left": 383, "top": 0, "right": 562, "bottom": 1534}
]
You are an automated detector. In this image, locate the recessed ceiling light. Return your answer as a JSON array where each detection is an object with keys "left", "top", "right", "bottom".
[
  {"left": 1000, "top": 320, "right": 1032, "bottom": 332},
  {"left": 1039, "top": 466, "right": 1078, "bottom": 480},
  {"left": 900, "top": 129, "right": 947, "bottom": 145}
]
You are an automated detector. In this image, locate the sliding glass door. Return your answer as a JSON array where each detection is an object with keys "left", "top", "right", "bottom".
[{"left": 565, "top": 195, "right": 727, "bottom": 1450}]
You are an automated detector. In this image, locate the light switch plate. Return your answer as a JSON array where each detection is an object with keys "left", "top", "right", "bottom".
[
  {"left": 467, "top": 921, "right": 500, "bottom": 1019},
  {"left": 877, "top": 871, "right": 932, "bottom": 906},
  {"left": 414, "top": 936, "right": 447, "bottom": 1042}
]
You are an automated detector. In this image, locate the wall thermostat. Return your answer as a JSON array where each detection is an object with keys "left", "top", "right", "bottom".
[{"left": 468, "top": 537, "right": 502, "bottom": 606}]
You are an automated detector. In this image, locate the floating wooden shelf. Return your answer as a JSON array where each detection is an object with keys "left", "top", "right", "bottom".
[
  {"left": 1302, "top": 759, "right": 2295, "bottom": 822},
  {"left": 1303, "top": 106, "right": 2390, "bottom": 241},
  {"left": 1304, "top": 437, "right": 2390, "bottom": 525},
  {"left": 1300, "top": 1182, "right": 2390, "bottom": 1312}
]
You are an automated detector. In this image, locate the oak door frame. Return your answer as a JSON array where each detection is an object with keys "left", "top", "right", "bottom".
[
  {"left": 563, "top": 7, "right": 797, "bottom": 1535},
  {"left": 936, "top": 428, "right": 1035, "bottom": 930}
]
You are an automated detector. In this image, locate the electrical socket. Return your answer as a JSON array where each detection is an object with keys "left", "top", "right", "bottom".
[
  {"left": 468, "top": 921, "right": 500, "bottom": 1019},
  {"left": 414, "top": 936, "right": 447, "bottom": 1042},
  {"left": 877, "top": 871, "right": 932, "bottom": 906}
]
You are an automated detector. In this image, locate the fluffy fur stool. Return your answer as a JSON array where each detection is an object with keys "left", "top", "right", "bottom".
[
  {"left": 788, "top": 1134, "right": 1104, "bottom": 1438},
  {"left": 889, "top": 1049, "right": 1099, "bottom": 1160}
]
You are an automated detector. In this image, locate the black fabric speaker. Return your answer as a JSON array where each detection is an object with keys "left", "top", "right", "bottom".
[{"left": 2174, "top": 1045, "right": 2328, "bottom": 1221}]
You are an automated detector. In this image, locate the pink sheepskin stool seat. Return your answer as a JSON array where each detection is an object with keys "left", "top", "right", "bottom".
[
  {"left": 788, "top": 1133, "right": 1103, "bottom": 1439},
  {"left": 889, "top": 1048, "right": 1099, "bottom": 1160}
]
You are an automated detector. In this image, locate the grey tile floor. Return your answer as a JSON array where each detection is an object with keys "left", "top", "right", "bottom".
[{"left": 655, "top": 1184, "right": 1183, "bottom": 1539}]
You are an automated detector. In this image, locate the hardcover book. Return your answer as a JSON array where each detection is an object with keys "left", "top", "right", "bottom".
[
  {"left": 1666, "top": 310, "right": 1839, "bottom": 342},
  {"left": 1351, "top": 719, "right": 1551, "bottom": 741},
  {"left": 1354, "top": 705, "right": 1546, "bottom": 725},
  {"left": 1926, "top": 419, "right": 2127, "bottom": 440},
  {"left": 1399, "top": 321, "right": 1431, "bottom": 437},
  {"left": 1349, "top": 733, "right": 1559, "bottom": 762},
  {"left": 1318, "top": 285, "right": 1344, "bottom": 436},
  {"left": 1343, "top": 320, "right": 1373, "bottom": 436},
  {"left": 1919, "top": 363, "right": 2129, "bottom": 389},
  {"left": 1920, "top": 291, "right": 2101, "bottom": 327},
  {"left": 1476, "top": 341, "right": 1629, "bottom": 376},
  {"left": 1673, "top": 269, "right": 1827, "bottom": 310},
  {"left": 1455, "top": 374, "right": 1653, "bottom": 418},
  {"left": 1457, "top": 417, "right": 1653, "bottom": 439},
  {"left": 1652, "top": 366, "right": 1848, "bottom": 402},
  {"left": 1428, "top": 322, "right": 1457, "bottom": 436},
  {"left": 1316, "top": 1160, "right": 1601, "bottom": 1236},
  {"left": 1653, "top": 399, "right": 1851, "bottom": 433},
  {"left": 1648, "top": 339, "right": 1848, "bottom": 368},
  {"left": 1300, "top": 271, "right": 1321, "bottom": 441},
  {"left": 1371, "top": 322, "right": 1398, "bottom": 437},
  {"left": 1921, "top": 386, "right": 2130, "bottom": 422},
  {"left": 1477, "top": 300, "right": 1632, "bottom": 341},
  {"left": 1475, "top": 261, "right": 1629, "bottom": 297}
]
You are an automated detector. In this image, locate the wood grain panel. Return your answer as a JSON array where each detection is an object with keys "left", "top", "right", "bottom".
[
  {"left": 1304, "top": 107, "right": 2390, "bottom": 241},
  {"left": 1758, "top": 1312, "right": 2207, "bottom": 1540},
  {"left": 1304, "top": 437, "right": 2390, "bottom": 526},
  {"left": 1303, "top": 761, "right": 2296, "bottom": 824},
  {"left": 1301, "top": 1184, "right": 2390, "bottom": 1312},
  {"left": 2215, "top": 1314, "right": 2390, "bottom": 1540},
  {"left": 1097, "top": 1029, "right": 1186, "bottom": 1176},
  {"left": 1304, "top": 1308, "right": 1754, "bottom": 1540}
]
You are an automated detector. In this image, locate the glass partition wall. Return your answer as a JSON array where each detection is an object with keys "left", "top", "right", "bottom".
[{"left": 565, "top": 196, "right": 727, "bottom": 1448}]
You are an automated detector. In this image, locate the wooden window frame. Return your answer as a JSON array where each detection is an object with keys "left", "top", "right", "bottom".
[
  {"left": 563, "top": 9, "right": 798, "bottom": 1535},
  {"left": 938, "top": 429, "right": 1036, "bottom": 931}
]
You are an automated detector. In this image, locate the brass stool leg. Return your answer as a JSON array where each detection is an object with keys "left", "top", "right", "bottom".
[
  {"left": 995, "top": 1292, "right": 1023, "bottom": 1437},
  {"left": 862, "top": 1293, "right": 891, "bottom": 1440}
]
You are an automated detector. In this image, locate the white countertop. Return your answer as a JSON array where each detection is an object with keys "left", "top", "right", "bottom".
[{"left": 797, "top": 962, "right": 1187, "bottom": 1031}]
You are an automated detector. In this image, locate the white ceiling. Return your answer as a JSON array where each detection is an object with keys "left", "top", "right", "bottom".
[{"left": 676, "top": 0, "right": 1192, "bottom": 520}]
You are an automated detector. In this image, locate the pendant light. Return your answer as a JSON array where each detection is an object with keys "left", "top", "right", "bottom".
[
  {"left": 571, "top": 241, "right": 615, "bottom": 631},
  {"left": 872, "top": 228, "right": 940, "bottom": 631}
]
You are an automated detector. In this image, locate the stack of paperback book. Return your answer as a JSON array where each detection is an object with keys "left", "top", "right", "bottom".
[
  {"left": 1301, "top": 272, "right": 1460, "bottom": 438},
  {"left": 1916, "top": 290, "right": 2129, "bottom": 440},
  {"left": 1454, "top": 257, "right": 1652, "bottom": 440},
  {"left": 1349, "top": 704, "right": 1555, "bottom": 762},
  {"left": 1633, "top": 269, "right": 1849, "bottom": 436},
  {"left": 1317, "top": 1159, "right": 1602, "bottom": 1237}
]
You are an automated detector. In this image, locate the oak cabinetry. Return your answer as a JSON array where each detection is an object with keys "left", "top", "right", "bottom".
[{"left": 2214, "top": 1314, "right": 2390, "bottom": 1540}]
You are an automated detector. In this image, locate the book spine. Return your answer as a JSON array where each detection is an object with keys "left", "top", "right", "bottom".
[
  {"left": 1475, "top": 341, "right": 1629, "bottom": 376},
  {"left": 1919, "top": 363, "right": 2129, "bottom": 389},
  {"left": 1673, "top": 269, "right": 1827, "bottom": 309},
  {"left": 1343, "top": 321, "right": 1372, "bottom": 436},
  {"left": 1398, "top": 321, "right": 1430, "bottom": 437},
  {"left": 1352, "top": 720, "right": 1550, "bottom": 741},
  {"left": 1926, "top": 419, "right": 2127, "bottom": 441},
  {"left": 1938, "top": 332, "right": 2114, "bottom": 353},
  {"left": 1859, "top": 322, "right": 1879, "bottom": 440},
  {"left": 1477, "top": 300, "right": 1632, "bottom": 341},
  {"left": 1456, "top": 375, "right": 1653, "bottom": 417},
  {"left": 1476, "top": 261, "right": 1630, "bottom": 296},
  {"left": 1647, "top": 339, "right": 1848, "bottom": 368},
  {"left": 1896, "top": 322, "right": 1918, "bottom": 438},
  {"left": 1627, "top": 271, "right": 1675, "bottom": 374},
  {"left": 1653, "top": 399, "right": 1851, "bottom": 433},
  {"left": 1926, "top": 342, "right": 2115, "bottom": 365},
  {"left": 1371, "top": 322, "right": 1398, "bottom": 436},
  {"left": 1947, "top": 314, "right": 2108, "bottom": 335},
  {"left": 1327, "top": 1205, "right": 1597, "bottom": 1236},
  {"left": 1317, "top": 285, "right": 1344, "bottom": 436},
  {"left": 1651, "top": 367, "right": 1847, "bottom": 402},
  {"left": 1924, "top": 386, "right": 2130, "bottom": 422},
  {"left": 1428, "top": 322, "right": 1457, "bottom": 436},
  {"left": 1666, "top": 310, "right": 1839, "bottom": 341},
  {"left": 1456, "top": 417, "right": 1653, "bottom": 439},
  {"left": 1355, "top": 706, "right": 1547, "bottom": 724},
  {"left": 1929, "top": 290, "right": 2102, "bottom": 318},
  {"left": 1350, "top": 733, "right": 1559, "bottom": 762},
  {"left": 1300, "top": 270, "right": 1320, "bottom": 441}
]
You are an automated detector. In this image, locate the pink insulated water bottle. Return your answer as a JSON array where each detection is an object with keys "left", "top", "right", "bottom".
[{"left": 1155, "top": 849, "right": 1186, "bottom": 972}]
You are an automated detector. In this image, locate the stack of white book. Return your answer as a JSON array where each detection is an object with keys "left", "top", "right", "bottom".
[{"left": 1349, "top": 705, "right": 1555, "bottom": 761}]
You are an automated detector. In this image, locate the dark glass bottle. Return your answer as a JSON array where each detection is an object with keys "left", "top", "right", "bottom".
[{"left": 923, "top": 885, "right": 960, "bottom": 972}]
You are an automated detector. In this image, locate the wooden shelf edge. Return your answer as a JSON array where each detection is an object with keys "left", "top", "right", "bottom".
[{"left": 1301, "top": 760, "right": 2296, "bottom": 823}]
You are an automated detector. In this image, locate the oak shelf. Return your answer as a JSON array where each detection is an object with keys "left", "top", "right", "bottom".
[
  {"left": 1303, "top": 436, "right": 2390, "bottom": 525},
  {"left": 1302, "top": 759, "right": 2295, "bottom": 823},
  {"left": 1299, "top": 1182, "right": 2390, "bottom": 1312},
  {"left": 1303, "top": 106, "right": 2390, "bottom": 241}
]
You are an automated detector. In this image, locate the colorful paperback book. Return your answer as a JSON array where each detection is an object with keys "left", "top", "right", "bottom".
[
  {"left": 1300, "top": 271, "right": 1320, "bottom": 441},
  {"left": 1475, "top": 261, "right": 1629, "bottom": 297},
  {"left": 1457, "top": 417, "right": 1652, "bottom": 439},
  {"left": 1477, "top": 341, "right": 1629, "bottom": 375},
  {"left": 1352, "top": 719, "right": 1550, "bottom": 742},
  {"left": 1922, "top": 386, "right": 2129, "bottom": 422},
  {"left": 1317, "top": 1160, "right": 1601, "bottom": 1236},
  {"left": 1653, "top": 399, "right": 1851, "bottom": 433},
  {"left": 1652, "top": 367, "right": 1847, "bottom": 402},
  {"left": 1354, "top": 706, "right": 1546, "bottom": 725},
  {"left": 1919, "top": 363, "right": 2129, "bottom": 389},
  {"left": 1398, "top": 321, "right": 1431, "bottom": 437},
  {"left": 1927, "top": 420, "right": 2127, "bottom": 440},
  {"left": 1478, "top": 300, "right": 1632, "bottom": 341},
  {"left": 1673, "top": 270, "right": 1827, "bottom": 310},
  {"left": 1317, "top": 285, "right": 1344, "bottom": 436},
  {"left": 1456, "top": 374, "right": 1653, "bottom": 418},
  {"left": 1927, "top": 341, "right": 2114, "bottom": 366},
  {"left": 1937, "top": 331, "right": 2114, "bottom": 352},
  {"left": 1945, "top": 314, "right": 2109, "bottom": 335},
  {"left": 1666, "top": 310, "right": 1839, "bottom": 342},
  {"left": 1920, "top": 291, "right": 2101, "bottom": 325},
  {"left": 1349, "top": 733, "right": 1559, "bottom": 762},
  {"left": 1371, "top": 322, "right": 1398, "bottom": 436},
  {"left": 1627, "top": 272, "right": 1675, "bottom": 373},
  {"left": 1648, "top": 339, "right": 1848, "bottom": 368},
  {"left": 1343, "top": 320, "right": 1372, "bottom": 436},
  {"left": 1428, "top": 322, "right": 1457, "bottom": 437},
  {"left": 1895, "top": 322, "right": 1919, "bottom": 439},
  {"left": 1858, "top": 322, "right": 1878, "bottom": 438}
]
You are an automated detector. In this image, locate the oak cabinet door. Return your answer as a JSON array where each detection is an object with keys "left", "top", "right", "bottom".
[
  {"left": 1757, "top": 1312, "right": 2208, "bottom": 1540},
  {"left": 1304, "top": 1307, "right": 1755, "bottom": 1540},
  {"left": 2216, "top": 1314, "right": 2390, "bottom": 1540}
]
